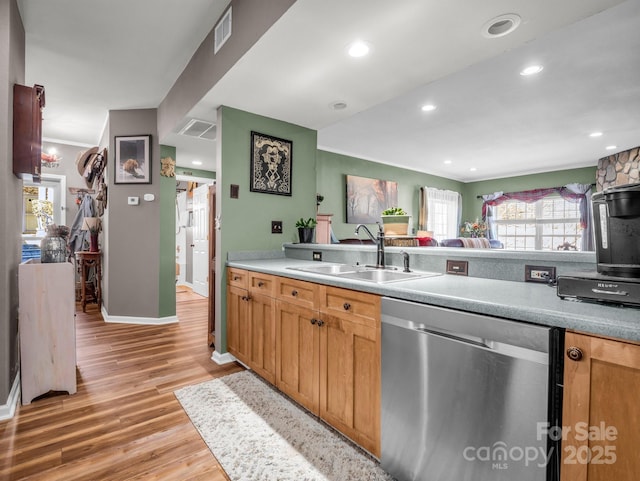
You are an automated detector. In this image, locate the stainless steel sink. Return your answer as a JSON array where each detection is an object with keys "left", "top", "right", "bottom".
[
  {"left": 290, "top": 264, "right": 358, "bottom": 275},
  {"left": 287, "top": 264, "right": 441, "bottom": 283},
  {"left": 338, "top": 269, "right": 439, "bottom": 283}
]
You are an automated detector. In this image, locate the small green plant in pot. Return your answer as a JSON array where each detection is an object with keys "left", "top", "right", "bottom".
[
  {"left": 295, "top": 217, "right": 317, "bottom": 243},
  {"left": 381, "top": 207, "right": 410, "bottom": 236}
]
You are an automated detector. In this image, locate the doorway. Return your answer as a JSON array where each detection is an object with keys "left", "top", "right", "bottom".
[{"left": 175, "top": 177, "right": 212, "bottom": 291}]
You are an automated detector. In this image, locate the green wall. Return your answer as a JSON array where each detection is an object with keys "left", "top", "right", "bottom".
[
  {"left": 218, "top": 106, "right": 317, "bottom": 351},
  {"left": 175, "top": 165, "right": 216, "bottom": 179},
  {"left": 159, "top": 144, "right": 177, "bottom": 318},
  {"left": 461, "top": 166, "right": 597, "bottom": 221},
  {"left": 316, "top": 150, "right": 464, "bottom": 239}
]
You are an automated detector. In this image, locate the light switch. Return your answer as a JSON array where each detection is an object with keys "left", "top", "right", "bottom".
[{"left": 128, "top": 196, "right": 139, "bottom": 205}]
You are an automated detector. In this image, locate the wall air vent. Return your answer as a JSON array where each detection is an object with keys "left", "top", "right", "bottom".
[
  {"left": 214, "top": 7, "right": 232, "bottom": 54},
  {"left": 178, "top": 119, "right": 216, "bottom": 141}
]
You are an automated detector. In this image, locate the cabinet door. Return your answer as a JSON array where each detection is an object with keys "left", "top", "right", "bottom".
[
  {"left": 319, "top": 312, "right": 381, "bottom": 457},
  {"left": 275, "top": 299, "right": 320, "bottom": 414},
  {"left": 249, "top": 292, "right": 276, "bottom": 384},
  {"left": 562, "top": 332, "right": 640, "bottom": 481},
  {"left": 13, "top": 84, "right": 43, "bottom": 181},
  {"left": 226, "top": 285, "right": 250, "bottom": 365}
]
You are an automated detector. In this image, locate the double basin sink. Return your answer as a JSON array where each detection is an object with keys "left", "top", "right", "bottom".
[{"left": 287, "top": 263, "right": 442, "bottom": 284}]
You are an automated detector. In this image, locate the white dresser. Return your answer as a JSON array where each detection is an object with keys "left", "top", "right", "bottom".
[{"left": 18, "top": 260, "right": 76, "bottom": 405}]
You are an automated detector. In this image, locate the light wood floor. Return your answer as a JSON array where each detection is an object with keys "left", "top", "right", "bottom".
[{"left": 0, "top": 288, "right": 243, "bottom": 480}]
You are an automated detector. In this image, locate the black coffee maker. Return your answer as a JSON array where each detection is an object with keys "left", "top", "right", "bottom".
[{"left": 592, "top": 183, "right": 640, "bottom": 278}]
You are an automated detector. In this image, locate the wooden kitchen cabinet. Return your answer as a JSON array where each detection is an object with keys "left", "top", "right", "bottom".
[
  {"left": 318, "top": 285, "right": 381, "bottom": 456},
  {"left": 226, "top": 283, "right": 251, "bottom": 365},
  {"left": 227, "top": 268, "right": 382, "bottom": 456},
  {"left": 274, "top": 277, "right": 381, "bottom": 456},
  {"left": 13, "top": 84, "right": 45, "bottom": 182},
  {"left": 275, "top": 297, "right": 320, "bottom": 413},
  {"left": 561, "top": 331, "right": 640, "bottom": 481},
  {"left": 226, "top": 268, "right": 276, "bottom": 383}
]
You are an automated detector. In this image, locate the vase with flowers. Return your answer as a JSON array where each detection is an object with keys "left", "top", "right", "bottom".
[{"left": 461, "top": 219, "right": 488, "bottom": 238}]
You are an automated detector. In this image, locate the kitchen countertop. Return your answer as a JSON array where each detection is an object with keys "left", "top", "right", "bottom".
[{"left": 227, "top": 258, "right": 640, "bottom": 342}]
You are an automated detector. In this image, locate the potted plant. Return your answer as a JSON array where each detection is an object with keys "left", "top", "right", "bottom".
[
  {"left": 381, "top": 207, "right": 410, "bottom": 236},
  {"left": 295, "top": 217, "right": 317, "bottom": 243}
]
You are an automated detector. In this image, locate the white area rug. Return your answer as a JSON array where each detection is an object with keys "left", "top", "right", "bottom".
[{"left": 174, "top": 371, "right": 394, "bottom": 481}]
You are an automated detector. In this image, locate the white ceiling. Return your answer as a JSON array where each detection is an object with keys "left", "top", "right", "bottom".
[{"left": 19, "top": 0, "right": 640, "bottom": 182}]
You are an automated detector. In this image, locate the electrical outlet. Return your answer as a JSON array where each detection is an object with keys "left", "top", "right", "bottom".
[
  {"left": 271, "top": 220, "right": 283, "bottom": 234},
  {"left": 525, "top": 265, "right": 556, "bottom": 283},
  {"left": 313, "top": 251, "right": 322, "bottom": 261},
  {"left": 446, "top": 260, "right": 468, "bottom": 276}
]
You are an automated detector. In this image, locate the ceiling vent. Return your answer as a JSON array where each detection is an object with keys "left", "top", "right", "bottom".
[
  {"left": 214, "top": 7, "right": 232, "bottom": 54},
  {"left": 178, "top": 119, "right": 216, "bottom": 141}
]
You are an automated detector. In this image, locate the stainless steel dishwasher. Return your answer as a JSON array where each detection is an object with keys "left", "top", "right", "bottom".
[{"left": 381, "top": 297, "right": 563, "bottom": 481}]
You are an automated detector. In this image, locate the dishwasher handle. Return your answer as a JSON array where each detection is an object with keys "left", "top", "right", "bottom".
[{"left": 415, "top": 327, "right": 488, "bottom": 348}]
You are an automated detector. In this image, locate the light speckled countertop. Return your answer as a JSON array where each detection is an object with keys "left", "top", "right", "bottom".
[{"left": 227, "top": 258, "right": 640, "bottom": 342}]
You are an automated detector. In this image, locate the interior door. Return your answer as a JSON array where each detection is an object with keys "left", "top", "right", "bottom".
[{"left": 192, "top": 184, "right": 209, "bottom": 297}]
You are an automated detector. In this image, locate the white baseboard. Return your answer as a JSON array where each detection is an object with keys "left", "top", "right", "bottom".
[
  {"left": 211, "top": 351, "right": 236, "bottom": 365},
  {"left": 101, "top": 305, "right": 178, "bottom": 325},
  {"left": 0, "top": 372, "right": 21, "bottom": 421}
]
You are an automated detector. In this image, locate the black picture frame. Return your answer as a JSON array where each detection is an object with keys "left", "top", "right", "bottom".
[
  {"left": 114, "top": 135, "right": 151, "bottom": 184},
  {"left": 250, "top": 131, "right": 292, "bottom": 196}
]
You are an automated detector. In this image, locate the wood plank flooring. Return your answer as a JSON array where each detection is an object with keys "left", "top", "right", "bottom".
[{"left": 0, "top": 289, "right": 243, "bottom": 480}]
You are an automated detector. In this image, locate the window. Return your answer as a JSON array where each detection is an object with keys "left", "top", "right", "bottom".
[
  {"left": 22, "top": 174, "right": 66, "bottom": 236},
  {"left": 422, "top": 187, "right": 461, "bottom": 240},
  {"left": 492, "top": 195, "right": 582, "bottom": 250}
]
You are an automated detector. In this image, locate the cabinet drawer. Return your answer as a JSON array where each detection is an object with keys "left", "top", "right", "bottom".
[
  {"left": 249, "top": 272, "right": 275, "bottom": 297},
  {"left": 320, "top": 286, "right": 380, "bottom": 327},
  {"left": 276, "top": 277, "right": 318, "bottom": 309},
  {"left": 227, "top": 267, "right": 249, "bottom": 289}
]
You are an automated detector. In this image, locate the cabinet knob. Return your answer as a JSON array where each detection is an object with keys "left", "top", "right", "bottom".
[
  {"left": 317, "top": 319, "right": 325, "bottom": 327},
  {"left": 310, "top": 318, "right": 317, "bottom": 325},
  {"left": 343, "top": 302, "right": 351, "bottom": 311},
  {"left": 258, "top": 281, "right": 264, "bottom": 287},
  {"left": 233, "top": 276, "right": 240, "bottom": 281},
  {"left": 567, "top": 347, "right": 583, "bottom": 362},
  {"left": 291, "top": 290, "right": 298, "bottom": 297}
]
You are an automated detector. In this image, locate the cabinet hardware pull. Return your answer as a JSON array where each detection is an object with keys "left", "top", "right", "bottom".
[
  {"left": 292, "top": 290, "right": 298, "bottom": 296},
  {"left": 258, "top": 281, "right": 264, "bottom": 287},
  {"left": 343, "top": 302, "right": 351, "bottom": 310},
  {"left": 317, "top": 320, "right": 325, "bottom": 327},
  {"left": 567, "top": 347, "right": 583, "bottom": 361},
  {"left": 310, "top": 318, "right": 317, "bottom": 325},
  {"left": 233, "top": 276, "right": 240, "bottom": 281}
]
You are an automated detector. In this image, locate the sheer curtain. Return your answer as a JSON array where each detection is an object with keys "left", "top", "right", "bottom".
[{"left": 419, "top": 187, "right": 461, "bottom": 240}]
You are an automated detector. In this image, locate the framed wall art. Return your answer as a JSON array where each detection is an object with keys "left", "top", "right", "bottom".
[
  {"left": 114, "top": 135, "right": 151, "bottom": 184},
  {"left": 346, "top": 174, "right": 398, "bottom": 224},
  {"left": 250, "top": 131, "right": 292, "bottom": 196}
]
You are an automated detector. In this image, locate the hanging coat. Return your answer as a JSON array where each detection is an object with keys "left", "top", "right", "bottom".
[{"left": 68, "top": 194, "right": 95, "bottom": 255}]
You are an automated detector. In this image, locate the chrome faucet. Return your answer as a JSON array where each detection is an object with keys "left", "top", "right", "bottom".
[{"left": 355, "top": 222, "right": 385, "bottom": 268}]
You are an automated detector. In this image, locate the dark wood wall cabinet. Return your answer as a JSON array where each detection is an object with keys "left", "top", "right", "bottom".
[{"left": 13, "top": 83, "right": 45, "bottom": 182}]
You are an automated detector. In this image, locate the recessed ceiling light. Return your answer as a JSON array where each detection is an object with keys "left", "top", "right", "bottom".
[
  {"left": 520, "top": 65, "right": 544, "bottom": 76},
  {"left": 192, "top": 160, "right": 203, "bottom": 166},
  {"left": 589, "top": 132, "right": 603, "bottom": 138},
  {"left": 331, "top": 101, "right": 348, "bottom": 110},
  {"left": 347, "top": 41, "right": 370, "bottom": 58},
  {"left": 481, "top": 13, "right": 521, "bottom": 38},
  {"left": 470, "top": 167, "right": 477, "bottom": 172},
  {"left": 443, "top": 159, "right": 452, "bottom": 165},
  {"left": 605, "top": 145, "right": 617, "bottom": 151},
  {"left": 421, "top": 104, "right": 437, "bottom": 112}
]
